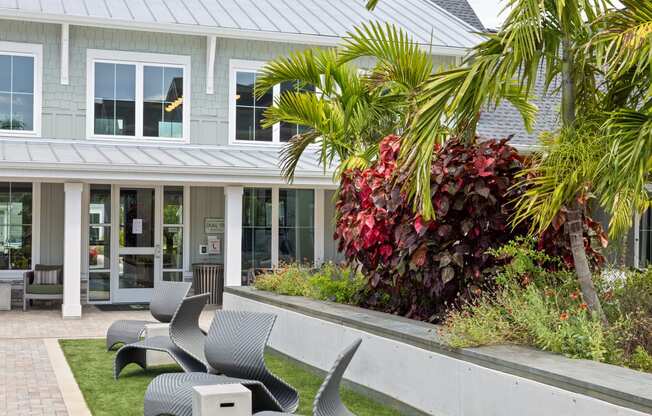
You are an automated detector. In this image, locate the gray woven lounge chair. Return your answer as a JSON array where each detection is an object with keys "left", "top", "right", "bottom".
[
  {"left": 254, "top": 339, "right": 363, "bottom": 416},
  {"left": 106, "top": 281, "right": 191, "bottom": 350},
  {"left": 114, "top": 293, "right": 210, "bottom": 378},
  {"left": 142, "top": 310, "right": 299, "bottom": 416}
]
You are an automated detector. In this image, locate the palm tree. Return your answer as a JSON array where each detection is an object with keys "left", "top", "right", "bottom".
[
  {"left": 590, "top": 0, "right": 652, "bottom": 238},
  {"left": 352, "top": 0, "right": 612, "bottom": 320},
  {"left": 254, "top": 23, "right": 435, "bottom": 180}
]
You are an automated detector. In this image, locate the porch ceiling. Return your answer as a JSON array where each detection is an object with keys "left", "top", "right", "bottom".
[{"left": 0, "top": 137, "right": 337, "bottom": 187}]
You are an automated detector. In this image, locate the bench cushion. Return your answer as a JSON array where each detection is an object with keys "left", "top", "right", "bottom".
[{"left": 26, "top": 284, "right": 63, "bottom": 295}]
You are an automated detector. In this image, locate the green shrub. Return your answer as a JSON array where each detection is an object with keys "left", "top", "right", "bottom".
[
  {"left": 443, "top": 238, "right": 641, "bottom": 367},
  {"left": 253, "top": 263, "right": 365, "bottom": 305},
  {"left": 307, "top": 263, "right": 366, "bottom": 304}
]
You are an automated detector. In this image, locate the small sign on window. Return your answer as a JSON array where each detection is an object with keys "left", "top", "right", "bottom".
[{"left": 132, "top": 219, "right": 143, "bottom": 235}]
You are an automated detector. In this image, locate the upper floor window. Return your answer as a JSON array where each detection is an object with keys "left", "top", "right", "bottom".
[
  {"left": 229, "top": 60, "right": 315, "bottom": 145},
  {"left": 279, "top": 81, "right": 315, "bottom": 143},
  {"left": 87, "top": 50, "right": 190, "bottom": 141},
  {"left": 0, "top": 42, "right": 42, "bottom": 137}
]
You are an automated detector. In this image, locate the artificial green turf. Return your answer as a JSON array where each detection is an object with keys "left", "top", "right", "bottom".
[{"left": 59, "top": 339, "right": 402, "bottom": 416}]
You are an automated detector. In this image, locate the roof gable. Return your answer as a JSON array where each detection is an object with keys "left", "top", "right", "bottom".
[{"left": 429, "top": 0, "right": 484, "bottom": 30}]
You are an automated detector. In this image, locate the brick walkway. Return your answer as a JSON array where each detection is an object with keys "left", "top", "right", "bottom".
[
  {"left": 0, "top": 304, "right": 217, "bottom": 415},
  {"left": 0, "top": 339, "right": 67, "bottom": 416}
]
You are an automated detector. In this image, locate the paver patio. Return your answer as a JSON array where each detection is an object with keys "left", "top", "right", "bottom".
[{"left": 0, "top": 304, "right": 217, "bottom": 415}]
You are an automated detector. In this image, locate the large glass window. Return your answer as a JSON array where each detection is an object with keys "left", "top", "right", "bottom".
[
  {"left": 89, "top": 50, "right": 188, "bottom": 140},
  {"left": 119, "top": 188, "right": 155, "bottom": 248},
  {"left": 230, "top": 62, "right": 319, "bottom": 144},
  {"left": 242, "top": 188, "right": 272, "bottom": 272},
  {"left": 279, "top": 189, "right": 314, "bottom": 264},
  {"left": 235, "top": 71, "right": 273, "bottom": 142},
  {"left": 279, "top": 81, "right": 315, "bottom": 142},
  {"left": 162, "top": 186, "right": 184, "bottom": 282},
  {"left": 144, "top": 66, "right": 184, "bottom": 138},
  {"left": 0, "top": 183, "right": 32, "bottom": 270},
  {"left": 94, "top": 62, "right": 136, "bottom": 136},
  {"left": 0, "top": 54, "right": 35, "bottom": 132},
  {"left": 89, "top": 185, "right": 111, "bottom": 301}
]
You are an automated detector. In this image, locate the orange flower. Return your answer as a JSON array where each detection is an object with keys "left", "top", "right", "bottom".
[
  {"left": 570, "top": 292, "right": 579, "bottom": 300},
  {"left": 559, "top": 312, "right": 569, "bottom": 321},
  {"left": 579, "top": 303, "right": 588, "bottom": 310}
]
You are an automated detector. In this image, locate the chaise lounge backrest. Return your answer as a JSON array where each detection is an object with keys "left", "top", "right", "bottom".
[
  {"left": 313, "top": 338, "right": 362, "bottom": 416},
  {"left": 150, "top": 281, "right": 192, "bottom": 323},
  {"left": 204, "top": 310, "right": 299, "bottom": 412},
  {"left": 169, "top": 292, "right": 210, "bottom": 367}
]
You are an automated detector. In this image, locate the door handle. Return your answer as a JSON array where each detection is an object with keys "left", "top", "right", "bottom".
[{"left": 155, "top": 245, "right": 162, "bottom": 259}]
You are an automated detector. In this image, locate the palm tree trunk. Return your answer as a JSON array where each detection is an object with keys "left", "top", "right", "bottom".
[
  {"left": 562, "top": 37, "right": 607, "bottom": 323},
  {"left": 566, "top": 201, "right": 606, "bottom": 322}
]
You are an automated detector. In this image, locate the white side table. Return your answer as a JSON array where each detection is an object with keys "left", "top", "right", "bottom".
[
  {"left": 0, "top": 283, "right": 11, "bottom": 311},
  {"left": 192, "top": 384, "right": 252, "bottom": 416},
  {"left": 144, "top": 323, "right": 175, "bottom": 367}
]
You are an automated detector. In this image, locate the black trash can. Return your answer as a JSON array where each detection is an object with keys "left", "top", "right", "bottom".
[{"left": 192, "top": 263, "right": 224, "bottom": 305}]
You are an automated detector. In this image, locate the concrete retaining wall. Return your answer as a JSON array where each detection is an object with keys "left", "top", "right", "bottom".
[{"left": 224, "top": 288, "right": 652, "bottom": 416}]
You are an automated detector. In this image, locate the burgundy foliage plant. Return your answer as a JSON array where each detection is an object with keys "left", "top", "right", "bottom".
[{"left": 334, "top": 135, "right": 606, "bottom": 322}]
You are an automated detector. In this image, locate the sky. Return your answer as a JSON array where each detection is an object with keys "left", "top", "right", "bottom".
[
  {"left": 467, "top": 0, "right": 505, "bottom": 30},
  {"left": 466, "top": 0, "right": 623, "bottom": 30}
]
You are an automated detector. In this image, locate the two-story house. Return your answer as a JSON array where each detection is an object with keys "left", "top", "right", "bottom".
[{"left": 0, "top": 0, "right": 483, "bottom": 317}]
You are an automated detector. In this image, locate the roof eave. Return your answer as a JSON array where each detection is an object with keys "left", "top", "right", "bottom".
[
  {"left": 0, "top": 161, "right": 338, "bottom": 187},
  {"left": 0, "top": 9, "right": 471, "bottom": 57}
]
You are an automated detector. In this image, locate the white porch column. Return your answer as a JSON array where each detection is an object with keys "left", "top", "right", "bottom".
[
  {"left": 224, "top": 186, "right": 243, "bottom": 287},
  {"left": 314, "top": 189, "right": 325, "bottom": 267},
  {"left": 62, "top": 182, "right": 83, "bottom": 318}
]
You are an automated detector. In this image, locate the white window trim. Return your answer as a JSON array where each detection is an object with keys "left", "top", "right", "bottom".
[
  {"left": 0, "top": 41, "right": 43, "bottom": 138},
  {"left": 229, "top": 59, "right": 282, "bottom": 146},
  {"left": 86, "top": 49, "right": 191, "bottom": 143}
]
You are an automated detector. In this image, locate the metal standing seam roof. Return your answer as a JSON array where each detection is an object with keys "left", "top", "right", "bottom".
[
  {"left": 429, "top": 0, "right": 484, "bottom": 30},
  {"left": 0, "top": 138, "right": 335, "bottom": 184},
  {"left": 477, "top": 71, "right": 561, "bottom": 150},
  {"left": 0, "top": 0, "right": 482, "bottom": 50}
]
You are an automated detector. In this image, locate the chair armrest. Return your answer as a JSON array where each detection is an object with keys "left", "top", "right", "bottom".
[{"left": 23, "top": 270, "right": 34, "bottom": 286}]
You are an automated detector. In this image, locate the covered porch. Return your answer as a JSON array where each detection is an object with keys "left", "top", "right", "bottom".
[{"left": 0, "top": 137, "right": 337, "bottom": 318}]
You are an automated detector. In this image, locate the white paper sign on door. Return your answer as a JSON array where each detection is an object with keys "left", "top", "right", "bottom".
[{"left": 132, "top": 219, "right": 143, "bottom": 234}]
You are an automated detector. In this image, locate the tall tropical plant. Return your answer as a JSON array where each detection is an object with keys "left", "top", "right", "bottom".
[
  {"left": 254, "top": 22, "right": 435, "bottom": 180},
  {"left": 353, "top": 0, "right": 611, "bottom": 320},
  {"left": 590, "top": 0, "right": 652, "bottom": 237}
]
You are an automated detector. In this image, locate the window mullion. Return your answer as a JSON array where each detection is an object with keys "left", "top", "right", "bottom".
[{"left": 273, "top": 83, "right": 280, "bottom": 143}]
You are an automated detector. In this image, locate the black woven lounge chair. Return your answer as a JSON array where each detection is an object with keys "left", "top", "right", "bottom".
[
  {"left": 142, "top": 310, "right": 299, "bottom": 416},
  {"left": 114, "top": 292, "right": 210, "bottom": 378},
  {"left": 254, "top": 339, "right": 363, "bottom": 416},
  {"left": 106, "top": 281, "right": 192, "bottom": 351}
]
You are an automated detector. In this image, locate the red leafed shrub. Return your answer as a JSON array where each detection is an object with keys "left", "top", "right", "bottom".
[{"left": 334, "top": 135, "right": 606, "bottom": 322}]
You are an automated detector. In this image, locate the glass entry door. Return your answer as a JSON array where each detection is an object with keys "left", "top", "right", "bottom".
[{"left": 112, "top": 187, "right": 162, "bottom": 303}]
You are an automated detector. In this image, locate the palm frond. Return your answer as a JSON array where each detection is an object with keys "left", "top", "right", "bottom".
[
  {"left": 596, "top": 106, "right": 652, "bottom": 236},
  {"left": 511, "top": 122, "right": 608, "bottom": 234}
]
